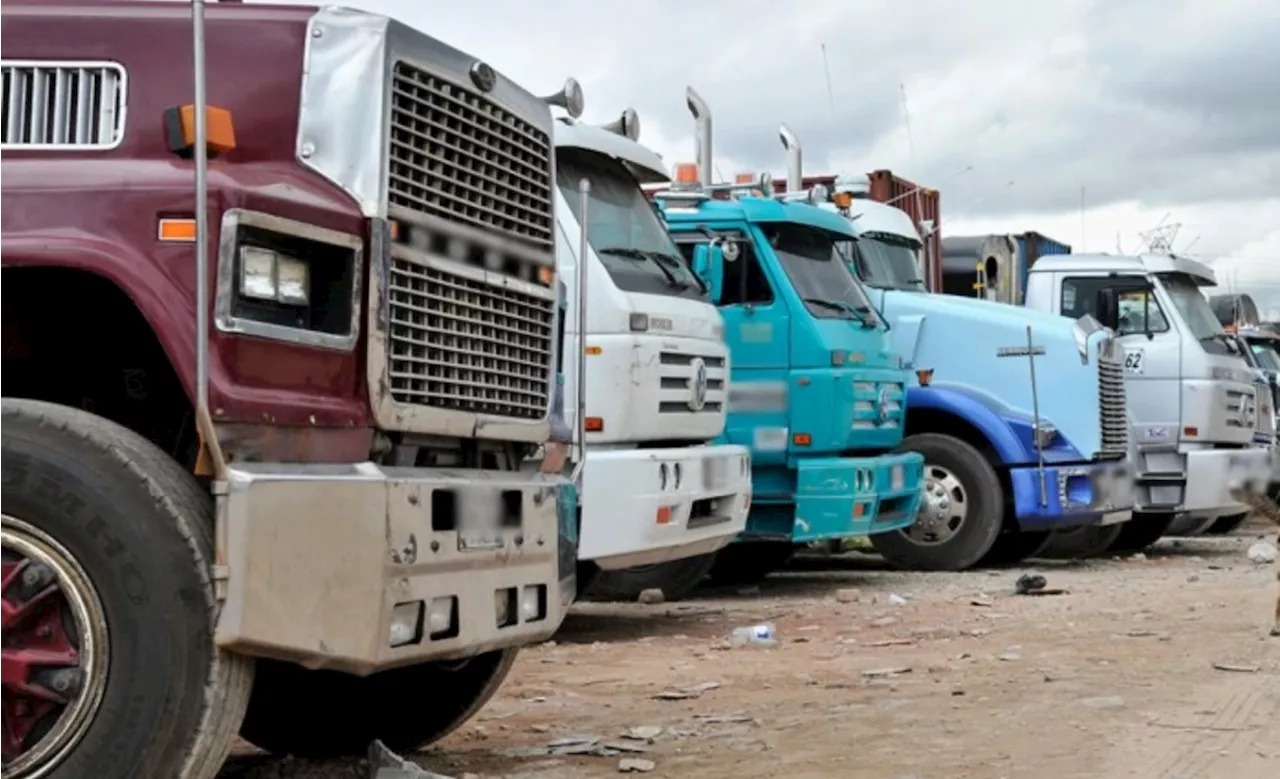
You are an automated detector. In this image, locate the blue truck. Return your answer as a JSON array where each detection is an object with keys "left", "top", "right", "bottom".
[
  {"left": 643, "top": 88, "right": 925, "bottom": 583},
  {"left": 785, "top": 172, "right": 1137, "bottom": 569}
]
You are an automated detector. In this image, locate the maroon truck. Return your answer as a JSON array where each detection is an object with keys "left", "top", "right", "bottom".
[{"left": 1, "top": 2, "right": 580, "bottom": 777}]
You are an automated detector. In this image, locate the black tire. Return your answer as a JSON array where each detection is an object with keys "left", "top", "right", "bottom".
[
  {"left": 1039, "top": 523, "right": 1124, "bottom": 560},
  {"left": 705, "top": 542, "right": 795, "bottom": 586},
  {"left": 1106, "top": 512, "right": 1175, "bottom": 555},
  {"left": 1205, "top": 512, "right": 1249, "bottom": 535},
  {"left": 584, "top": 553, "right": 718, "bottom": 602},
  {"left": 240, "top": 649, "right": 517, "bottom": 758},
  {"left": 979, "top": 529, "right": 1053, "bottom": 566},
  {"left": 1, "top": 398, "right": 253, "bottom": 779},
  {"left": 870, "top": 433, "right": 1005, "bottom": 571}
]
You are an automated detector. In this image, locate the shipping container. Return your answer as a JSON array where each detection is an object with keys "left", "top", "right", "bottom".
[
  {"left": 767, "top": 170, "right": 943, "bottom": 292},
  {"left": 1013, "top": 232, "right": 1071, "bottom": 301}
]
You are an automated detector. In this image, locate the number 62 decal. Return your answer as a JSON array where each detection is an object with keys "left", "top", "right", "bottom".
[{"left": 1123, "top": 350, "right": 1144, "bottom": 374}]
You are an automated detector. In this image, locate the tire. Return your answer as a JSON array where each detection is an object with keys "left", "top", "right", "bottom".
[
  {"left": 1106, "top": 512, "right": 1175, "bottom": 555},
  {"left": 240, "top": 649, "right": 517, "bottom": 758},
  {"left": 1039, "top": 523, "right": 1124, "bottom": 560},
  {"left": 1, "top": 398, "right": 253, "bottom": 779},
  {"left": 979, "top": 529, "right": 1053, "bottom": 566},
  {"left": 1205, "top": 512, "right": 1248, "bottom": 535},
  {"left": 584, "top": 553, "right": 718, "bottom": 602},
  {"left": 705, "top": 542, "right": 795, "bottom": 586},
  {"left": 870, "top": 433, "right": 1005, "bottom": 571}
]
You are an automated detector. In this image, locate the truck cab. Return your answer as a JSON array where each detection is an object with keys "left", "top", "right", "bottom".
[
  {"left": 2, "top": 3, "right": 577, "bottom": 776},
  {"left": 817, "top": 182, "right": 1136, "bottom": 567},
  {"left": 649, "top": 88, "right": 925, "bottom": 584},
  {"left": 1025, "top": 253, "right": 1273, "bottom": 540},
  {"left": 550, "top": 109, "right": 751, "bottom": 600}
]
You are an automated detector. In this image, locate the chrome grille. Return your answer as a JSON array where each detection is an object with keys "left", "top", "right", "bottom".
[
  {"left": 853, "top": 381, "right": 905, "bottom": 429},
  {"left": 1097, "top": 352, "right": 1129, "bottom": 457},
  {"left": 657, "top": 352, "right": 726, "bottom": 414},
  {"left": 389, "top": 61, "right": 554, "bottom": 248},
  {"left": 1, "top": 61, "right": 125, "bottom": 148},
  {"left": 1224, "top": 388, "right": 1256, "bottom": 429},
  {"left": 387, "top": 258, "right": 554, "bottom": 419}
]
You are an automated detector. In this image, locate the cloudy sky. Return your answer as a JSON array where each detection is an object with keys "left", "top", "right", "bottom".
[{"left": 261, "top": 0, "right": 1279, "bottom": 316}]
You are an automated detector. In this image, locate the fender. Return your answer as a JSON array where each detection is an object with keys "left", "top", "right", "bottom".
[
  {"left": 3, "top": 233, "right": 201, "bottom": 399},
  {"left": 907, "top": 384, "right": 1028, "bottom": 464}
]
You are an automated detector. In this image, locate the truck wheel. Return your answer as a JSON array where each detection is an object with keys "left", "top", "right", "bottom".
[
  {"left": 239, "top": 650, "right": 517, "bottom": 758},
  {"left": 1, "top": 398, "right": 253, "bottom": 779},
  {"left": 979, "top": 529, "right": 1052, "bottom": 566},
  {"left": 1039, "top": 523, "right": 1124, "bottom": 559},
  {"left": 705, "top": 542, "right": 795, "bottom": 586},
  {"left": 1205, "top": 513, "right": 1248, "bottom": 535},
  {"left": 870, "top": 434, "right": 1004, "bottom": 571},
  {"left": 1106, "top": 512, "right": 1174, "bottom": 555},
  {"left": 584, "top": 554, "right": 717, "bottom": 602}
]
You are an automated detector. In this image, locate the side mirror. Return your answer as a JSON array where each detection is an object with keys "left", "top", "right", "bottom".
[
  {"left": 692, "top": 243, "right": 725, "bottom": 302},
  {"left": 1095, "top": 288, "right": 1119, "bottom": 330}
]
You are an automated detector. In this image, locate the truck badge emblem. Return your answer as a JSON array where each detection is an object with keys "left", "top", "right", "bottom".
[
  {"left": 469, "top": 61, "right": 497, "bottom": 93},
  {"left": 688, "top": 357, "right": 708, "bottom": 411},
  {"left": 876, "top": 387, "right": 892, "bottom": 425}
]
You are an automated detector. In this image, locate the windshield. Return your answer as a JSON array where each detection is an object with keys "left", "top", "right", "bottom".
[
  {"left": 1156, "top": 272, "right": 1225, "bottom": 342},
  {"left": 1249, "top": 342, "right": 1280, "bottom": 372},
  {"left": 557, "top": 148, "right": 704, "bottom": 300},
  {"left": 759, "top": 222, "right": 881, "bottom": 326},
  {"left": 844, "top": 233, "right": 926, "bottom": 291}
]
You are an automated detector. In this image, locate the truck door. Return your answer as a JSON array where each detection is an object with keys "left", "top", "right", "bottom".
[{"left": 675, "top": 230, "right": 791, "bottom": 459}]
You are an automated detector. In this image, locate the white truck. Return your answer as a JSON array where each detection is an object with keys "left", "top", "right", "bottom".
[
  {"left": 552, "top": 108, "right": 751, "bottom": 601},
  {"left": 1024, "top": 253, "right": 1273, "bottom": 550}
]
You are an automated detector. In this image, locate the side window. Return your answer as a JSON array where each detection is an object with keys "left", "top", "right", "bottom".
[
  {"left": 1061, "top": 277, "right": 1170, "bottom": 336},
  {"left": 675, "top": 235, "right": 774, "bottom": 306}
]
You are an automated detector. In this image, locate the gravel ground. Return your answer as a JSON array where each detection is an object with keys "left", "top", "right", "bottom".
[{"left": 220, "top": 519, "right": 1280, "bottom": 779}]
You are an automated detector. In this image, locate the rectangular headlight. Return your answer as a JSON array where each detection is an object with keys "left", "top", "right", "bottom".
[{"left": 238, "top": 246, "right": 310, "bottom": 306}]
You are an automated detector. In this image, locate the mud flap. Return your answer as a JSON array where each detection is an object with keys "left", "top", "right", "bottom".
[{"left": 368, "top": 739, "right": 457, "bottom": 779}]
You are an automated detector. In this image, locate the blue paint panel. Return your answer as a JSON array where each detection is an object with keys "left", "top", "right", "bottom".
[
  {"left": 792, "top": 452, "right": 923, "bottom": 540},
  {"left": 1007, "top": 461, "right": 1127, "bottom": 530},
  {"left": 1015, "top": 232, "right": 1072, "bottom": 303}
]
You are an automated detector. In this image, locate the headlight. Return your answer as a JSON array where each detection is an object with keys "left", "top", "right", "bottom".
[
  {"left": 239, "top": 246, "right": 310, "bottom": 306},
  {"left": 1071, "top": 323, "right": 1089, "bottom": 365}
]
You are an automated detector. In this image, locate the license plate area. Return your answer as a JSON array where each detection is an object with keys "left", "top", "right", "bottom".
[
  {"left": 454, "top": 487, "right": 519, "bottom": 552},
  {"left": 703, "top": 457, "right": 728, "bottom": 490},
  {"left": 891, "top": 464, "right": 905, "bottom": 490}
]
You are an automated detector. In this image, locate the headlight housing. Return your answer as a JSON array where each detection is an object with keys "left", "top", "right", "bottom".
[{"left": 239, "top": 246, "right": 311, "bottom": 306}]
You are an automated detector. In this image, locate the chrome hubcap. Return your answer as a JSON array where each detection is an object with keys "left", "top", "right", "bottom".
[{"left": 907, "top": 465, "right": 969, "bottom": 545}]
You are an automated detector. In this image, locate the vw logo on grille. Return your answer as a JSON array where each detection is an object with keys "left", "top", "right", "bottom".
[
  {"left": 469, "top": 61, "right": 497, "bottom": 93},
  {"left": 688, "top": 357, "right": 708, "bottom": 412},
  {"left": 876, "top": 387, "right": 892, "bottom": 425},
  {"left": 1240, "top": 395, "right": 1256, "bottom": 428}
]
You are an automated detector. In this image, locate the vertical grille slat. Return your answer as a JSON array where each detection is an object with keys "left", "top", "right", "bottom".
[
  {"left": 387, "top": 257, "right": 554, "bottom": 419},
  {"left": 0, "top": 61, "right": 126, "bottom": 149},
  {"left": 1097, "top": 347, "right": 1129, "bottom": 457},
  {"left": 388, "top": 61, "right": 553, "bottom": 248}
]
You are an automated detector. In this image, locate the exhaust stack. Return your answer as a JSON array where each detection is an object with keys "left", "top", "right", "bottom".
[
  {"left": 685, "top": 86, "right": 712, "bottom": 186},
  {"left": 779, "top": 124, "right": 802, "bottom": 193}
]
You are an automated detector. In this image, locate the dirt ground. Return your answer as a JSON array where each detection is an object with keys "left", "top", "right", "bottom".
[{"left": 221, "top": 520, "right": 1280, "bottom": 779}]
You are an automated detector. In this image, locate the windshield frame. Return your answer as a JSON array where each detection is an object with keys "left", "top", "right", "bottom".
[
  {"left": 1248, "top": 341, "right": 1280, "bottom": 372},
  {"left": 843, "top": 232, "right": 927, "bottom": 292},
  {"left": 556, "top": 147, "right": 706, "bottom": 301},
  {"left": 757, "top": 222, "right": 883, "bottom": 326}
]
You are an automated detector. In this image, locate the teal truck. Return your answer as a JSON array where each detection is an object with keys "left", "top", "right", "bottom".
[{"left": 644, "top": 87, "right": 925, "bottom": 583}]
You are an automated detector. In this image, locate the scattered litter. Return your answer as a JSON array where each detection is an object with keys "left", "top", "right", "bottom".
[
  {"left": 867, "top": 638, "right": 917, "bottom": 647},
  {"left": 1014, "top": 574, "right": 1046, "bottom": 594},
  {"left": 998, "top": 645, "right": 1023, "bottom": 661},
  {"left": 618, "top": 758, "right": 656, "bottom": 773},
  {"left": 1080, "top": 695, "right": 1126, "bottom": 710},
  {"left": 637, "top": 588, "right": 666, "bottom": 605},
  {"left": 652, "top": 681, "right": 721, "bottom": 700},
  {"left": 694, "top": 712, "right": 753, "bottom": 724},
  {"left": 1246, "top": 541, "right": 1277, "bottom": 565},
  {"left": 835, "top": 588, "right": 862, "bottom": 604},
  {"left": 861, "top": 666, "right": 913, "bottom": 678},
  {"left": 1212, "top": 662, "right": 1261, "bottom": 673},
  {"left": 729, "top": 623, "right": 777, "bottom": 647},
  {"left": 603, "top": 741, "right": 650, "bottom": 754},
  {"left": 887, "top": 593, "right": 908, "bottom": 605},
  {"left": 522, "top": 696, "right": 547, "bottom": 703},
  {"left": 970, "top": 596, "right": 994, "bottom": 607}
]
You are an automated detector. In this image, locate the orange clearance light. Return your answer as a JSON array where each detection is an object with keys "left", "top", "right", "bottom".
[
  {"left": 916, "top": 368, "right": 934, "bottom": 387},
  {"left": 655, "top": 506, "right": 673, "bottom": 525},
  {"left": 792, "top": 433, "right": 812, "bottom": 446},
  {"left": 157, "top": 217, "right": 197, "bottom": 242},
  {"left": 388, "top": 220, "right": 402, "bottom": 242},
  {"left": 537, "top": 266, "right": 554, "bottom": 285},
  {"left": 1182, "top": 426, "right": 1199, "bottom": 438},
  {"left": 832, "top": 191, "right": 853, "bottom": 209},
  {"left": 584, "top": 416, "right": 604, "bottom": 432},
  {"left": 584, "top": 345, "right": 603, "bottom": 356},
  {"left": 734, "top": 172, "right": 756, "bottom": 184},
  {"left": 674, "top": 162, "right": 700, "bottom": 184},
  {"left": 853, "top": 502, "right": 866, "bottom": 518},
  {"left": 163, "top": 104, "right": 237, "bottom": 158}
]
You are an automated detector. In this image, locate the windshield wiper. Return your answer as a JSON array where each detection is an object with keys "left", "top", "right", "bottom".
[
  {"left": 803, "top": 297, "right": 876, "bottom": 329},
  {"left": 647, "top": 250, "right": 707, "bottom": 294},
  {"left": 598, "top": 246, "right": 686, "bottom": 290}
]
